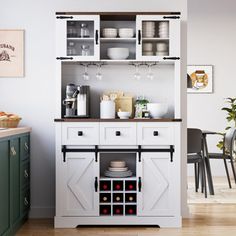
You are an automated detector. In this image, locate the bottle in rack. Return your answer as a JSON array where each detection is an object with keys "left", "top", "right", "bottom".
[
  {"left": 125, "top": 180, "right": 136, "bottom": 191},
  {"left": 125, "top": 193, "right": 136, "bottom": 203},
  {"left": 100, "top": 205, "right": 111, "bottom": 215},
  {"left": 113, "top": 181, "right": 123, "bottom": 191},
  {"left": 113, "top": 193, "right": 123, "bottom": 203},
  {"left": 100, "top": 180, "right": 111, "bottom": 191},
  {"left": 125, "top": 205, "right": 137, "bottom": 215},
  {"left": 100, "top": 193, "right": 111, "bottom": 203},
  {"left": 113, "top": 205, "right": 123, "bottom": 215}
]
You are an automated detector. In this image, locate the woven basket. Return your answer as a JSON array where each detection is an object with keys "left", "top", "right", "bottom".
[{"left": 0, "top": 118, "right": 21, "bottom": 128}]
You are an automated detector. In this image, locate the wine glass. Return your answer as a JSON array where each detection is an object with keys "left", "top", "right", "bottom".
[
  {"left": 96, "top": 64, "right": 102, "bottom": 81},
  {"left": 147, "top": 64, "right": 154, "bottom": 80},
  {"left": 134, "top": 64, "right": 141, "bottom": 80},
  {"left": 82, "top": 64, "right": 89, "bottom": 81}
]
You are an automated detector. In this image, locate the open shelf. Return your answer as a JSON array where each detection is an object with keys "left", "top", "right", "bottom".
[{"left": 100, "top": 38, "right": 136, "bottom": 43}]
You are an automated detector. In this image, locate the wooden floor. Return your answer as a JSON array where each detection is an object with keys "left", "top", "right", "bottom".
[{"left": 16, "top": 204, "right": 236, "bottom": 236}]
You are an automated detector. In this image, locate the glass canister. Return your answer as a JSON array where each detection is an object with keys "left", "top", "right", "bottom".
[
  {"left": 67, "top": 41, "right": 76, "bottom": 56},
  {"left": 81, "top": 45, "right": 90, "bottom": 56},
  {"left": 80, "top": 23, "right": 90, "bottom": 38}
]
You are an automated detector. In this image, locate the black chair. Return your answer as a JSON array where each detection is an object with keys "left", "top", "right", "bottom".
[
  {"left": 187, "top": 128, "right": 207, "bottom": 198},
  {"left": 208, "top": 127, "right": 236, "bottom": 188}
]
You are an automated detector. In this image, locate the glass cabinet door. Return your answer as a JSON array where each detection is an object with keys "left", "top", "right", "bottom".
[
  {"left": 136, "top": 15, "right": 180, "bottom": 61},
  {"left": 56, "top": 15, "right": 100, "bottom": 61}
]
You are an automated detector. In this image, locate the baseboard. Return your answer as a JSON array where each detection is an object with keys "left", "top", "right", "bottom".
[{"left": 29, "top": 206, "right": 55, "bottom": 218}]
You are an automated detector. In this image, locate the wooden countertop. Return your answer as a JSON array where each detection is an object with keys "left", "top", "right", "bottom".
[
  {"left": 0, "top": 127, "right": 31, "bottom": 139},
  {"left": 54, "top": 118, "right": 182, "bottom": 122}
]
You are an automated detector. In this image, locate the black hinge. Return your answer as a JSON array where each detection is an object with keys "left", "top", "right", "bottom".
[
  {"left": 138, "top": 177, "right": 142, "bottom": 192},
  {"left": 95, "top": 145, "right": 98, "bottom": 162},
  {"left": 94, "top": 177, "right": 98, "bottom": 192},
  {"left": 163, "top": 16, "right": 180, "bottom": 19},
  {"left": 170, "top": 145, "right": 174, "bottom": 162},
  {"left": 56, "top": 57, "right": 73, "bottom": 60},
  {"left": 138, "top": 30, "right": 141, "bottom": 45},
  {"left": 138, "top": 145, "right": 141, "bottom": 162},
  {"left": 62, "top": 145, "right": 66, "bottom": 162},
  {"left": 56, "top": 16, "right": 73, "bottom": 19},
  {"left": 163, "top": 57, "right": 180, "bottom": 60},
  {"left": 95, "top": 30, "right": 99, "bottom": 45}
]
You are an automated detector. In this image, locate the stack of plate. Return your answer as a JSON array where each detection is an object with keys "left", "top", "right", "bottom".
[
  {"left": 142, "top": 43, "right": 154, "bottom": 56},
  {"left": 142, "top": 21, "right": 155, "bottom": 38},
  {"left": 158, "top": 22, "right": 169, "bottom": 38},
  {"left": 104, "top": 160, "right": 132, "bottom": 178},
  {"left": 102, "top": 28, "right": 117, "bottom": 38},
  {"left": 156, "top": 42, "right": 168, "bottom": 56}
]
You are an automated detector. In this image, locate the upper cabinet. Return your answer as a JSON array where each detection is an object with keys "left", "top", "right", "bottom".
[
  {"left": 136, "top": 15, "right": 180, "bottom": 61},
  {"left": 56, "top": 13, "right": 180, "bottom": 62},
  {"left": 56, "top": 15, "right": 100, "bottom": 61}
]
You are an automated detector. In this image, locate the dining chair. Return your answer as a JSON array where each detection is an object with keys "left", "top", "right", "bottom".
[
  {"left": 208, "top": 127, "right": 236, "bottom": 188},
  {"left": 187, "top": 128, "right": 207, "bottom": 198}
]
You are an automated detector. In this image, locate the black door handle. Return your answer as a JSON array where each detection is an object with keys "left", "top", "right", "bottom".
[
  {"left": 94, "top": 177, "right": 98, "bottom": 192},
  {"left": 163, "top": 57, "right": 180, "bottom": 60},
  {"left": 56, "top": 57, "right": 73, "bottom": 60},
  {"left": 138, "top": 30, "right": 141, "bottom": 45},
  {"left": 78, "top": 131, "right": 83, "bottom": 136},
  {"left": 115, "top": 131, "right": 121, "bottom": 136},
  {"left": 153, "top": 131, "right": 159, "bottom": 136},
  {"left": 138, "top": 177, "right": 142, "bottom": 192},
  {"left": 56, "top": 16, "right": 73, "bottom": 19},
  {"left": 95, "top": 30, "right": 99, "bottom": 45}
]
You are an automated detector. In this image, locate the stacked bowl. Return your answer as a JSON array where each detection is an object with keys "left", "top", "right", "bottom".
[
  {"left": 118, "top": 28, "right": 134, "bottom": 38},
  {"left": 142, "top": 21, "right": 155, "bottom": 38},
  {"left": 158, "top": 22, "right": 169, "bottom": 38},
  {"left": 155, "top": 42, "right": 168, "bottom": 56},
  {"left": 102, "top": 28, "right": 117, "bottom": 38},
  {"left": 142, "top": 43, "right": 154, "bottom": 56}
]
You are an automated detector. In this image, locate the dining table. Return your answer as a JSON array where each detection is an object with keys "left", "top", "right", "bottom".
[{"left": 202, "top": 130, "right": 218, "bottom": 195}]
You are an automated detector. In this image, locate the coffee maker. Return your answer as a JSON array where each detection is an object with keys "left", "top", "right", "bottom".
[{"left": 63, "top": 83, "right": 90, "bottom": 118}]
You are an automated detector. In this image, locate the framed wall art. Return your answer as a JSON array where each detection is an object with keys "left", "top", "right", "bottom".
[
  {"left": 187, "top": 65, "right": 213, "bottom": 93},
  {"left": 0, "top": 29, "right": 24, "bottom": 77}
]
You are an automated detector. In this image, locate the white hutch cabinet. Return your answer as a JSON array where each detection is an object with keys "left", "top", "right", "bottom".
[{"left": 55, "top": 12, "right": 182, "bottom": 228}]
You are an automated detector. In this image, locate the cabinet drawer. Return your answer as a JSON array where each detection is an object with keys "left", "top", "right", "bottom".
[
  {"left": 21, "top": 188, "right": 30, "bottom": 215},
  {"left": 137, "top": 123, "right": 174, "bottom": 145},
  {"left": 20, "top": 135, "right": 30, "bottom": 161},
  {"left": 62, "top": 122, "right": 99, "bottom": 145},
  {"left": 100, "top": 123, "right": 137, "bottom": 145},
  {"left": 21, "top": 161, "right": 30, "bottom": 189}
]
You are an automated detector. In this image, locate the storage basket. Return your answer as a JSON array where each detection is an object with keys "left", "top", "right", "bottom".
[{"left": 0, "top": 118, "right": 21, "bottom": 128}]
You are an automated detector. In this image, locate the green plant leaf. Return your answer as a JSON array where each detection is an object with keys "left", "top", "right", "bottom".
[
  {"left": 222, "top": 107, "right": 233, "bottom": 112},
  {"left": 225, "top": 126, "right": 232, "bottom": 130}
]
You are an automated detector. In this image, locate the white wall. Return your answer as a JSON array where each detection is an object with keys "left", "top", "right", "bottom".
[
  {"left": 0, "top": 0, "right": 187, "bottom": 218},
  {"left": 188, "top": 0, "right": 236, "bottom": 176}
]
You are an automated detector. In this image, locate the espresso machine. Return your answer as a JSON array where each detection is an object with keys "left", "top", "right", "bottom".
[{"left": 63, "top": 83, "right": 90, "bottom": 118}]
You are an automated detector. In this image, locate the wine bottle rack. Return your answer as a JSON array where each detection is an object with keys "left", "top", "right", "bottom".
[{"left": 99, "top": 178, "right": 137, "bottom": 216}]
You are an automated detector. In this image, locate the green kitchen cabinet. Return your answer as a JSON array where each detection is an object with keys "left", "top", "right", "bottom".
[{"left": 0, "top": 132, "right": 30, "bottom": 236}]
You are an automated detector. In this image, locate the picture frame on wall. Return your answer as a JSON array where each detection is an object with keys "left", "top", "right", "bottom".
[
  {"left": 187, "top": 65, "right": 213, "bottom": 93},
  {"left": 0, "top": 29, "right": 24, "bottom": 77}
]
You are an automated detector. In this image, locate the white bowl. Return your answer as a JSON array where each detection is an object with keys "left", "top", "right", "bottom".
[
  {"left": 156, "top": 43, "right": 168, "bottom": 51},
  {"left": 117, "top": 111, "right": 131, "bottom": 119},
  {"left": 110, "top": 161, "right": 126, "bottom": 168},
  {"left": 102, "top": 28, "right": 117, "bottom": 38},
  {"left": 147, "top": 103, "right": 168, "bottom": 118},
  {"left": 118, "top": 28, "right": 134, "bottom": 38},
  {"left": 107, "top": 48, "right": 129, "bottom": 60}
]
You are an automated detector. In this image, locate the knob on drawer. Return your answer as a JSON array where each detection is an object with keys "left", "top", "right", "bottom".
[
  {"left": 78, "top": 131, "right": 83, "bottom": 136},
  {"left": 115, "top": 131, "right": 121, "bottom": 136},
  {"left": 153, "top": 131, "right": 159, "bottom": 136}
]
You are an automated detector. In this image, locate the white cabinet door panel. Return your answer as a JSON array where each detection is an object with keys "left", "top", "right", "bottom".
[
  {"left": 137, "top": 152, "right": 177, "bottom": 216},
  {"left": 61, "top": 152, "right": 99, "bottom": 216}
]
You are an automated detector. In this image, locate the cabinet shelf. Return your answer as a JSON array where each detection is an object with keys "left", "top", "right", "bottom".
[
  {"left": 142, "top": 37, "right": 169, "bottom": 41},
  {"left": 67, "top": 37, "right": 94, "bottom": 41},
  {"left": 100, "top": 38, "right": 136, "bottom": 43}
]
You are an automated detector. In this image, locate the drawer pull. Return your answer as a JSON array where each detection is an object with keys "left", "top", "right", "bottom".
[
  {"left": 24, "top": 142, "right": 29, "bottom": 151},
  {"left": 78, "top": 131, "right": 83, "bottom": 136},
  {"left": 153, "top": 131, "right": 159, "bottom": 136},
  {"left": 24, "top": 170, "right": 29, "bottom": 178},
  {"left": 24, "top": 197, "right": 29, "bottom": 206},
  {"left": 115, "top": 131, "right": 121, "bottom": 136},
  {"left": 10, "top": 147, "right": 16, "bottom": 156}
]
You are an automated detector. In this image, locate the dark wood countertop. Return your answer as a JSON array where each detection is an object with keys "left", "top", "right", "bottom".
[{"left": 54, "top": 118, "right": 182, "bottom": 122}]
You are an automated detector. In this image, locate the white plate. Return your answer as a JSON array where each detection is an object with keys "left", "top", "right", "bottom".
[{"left": 108, "top": 167, "right": 128, "bottom": 171}]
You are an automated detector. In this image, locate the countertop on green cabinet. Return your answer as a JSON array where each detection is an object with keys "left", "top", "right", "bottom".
[{"left": 0, "top": 127, "right": 31, "bottom": 139}]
